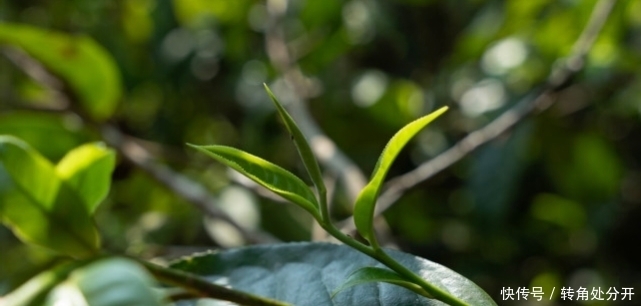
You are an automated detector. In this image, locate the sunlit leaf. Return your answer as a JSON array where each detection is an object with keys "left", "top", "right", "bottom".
[
  {"left": 189, "top": 144, "right": 320, "bottom": 218},
  {"left": 353, "top": 107, "right": 448, "bottom": 244},
  {"left": 56, "top": 143, "right": 116, "bottom": 214},
  {"left": 0, "top": 136, "right": 100, "bottom": 258},
  {"left": 171, "top": 242, "right": 496, "bottom": 305},
  {"left": 332, "top": 267, "right": 432, "bottom": 299},
  {"left": 0, "top": 23, "right": 122, "bottom": 121},
  {"left": 264, "top": 84, "right": 326, "bottom": 205}
]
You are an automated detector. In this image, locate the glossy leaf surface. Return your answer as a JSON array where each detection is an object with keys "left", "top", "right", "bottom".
[
  {"left": 332, "top": 266, "right": 431, "bottom": 299},
  {"left": 264, "top": 84, "right": 326, "bottom": 203},
  {"left": 354, "top": 107, "right": 448, "bottom": 243},
  {"left": 189, "top": 144, "right": 320, "bottom": 217},
  {"left": 56, "top": 143, "right": 116, "bottom": 214},
  {"left": 0, "top": 136, "right": 100, "bottom": 257},
  {"left": 0, "top": 23, "right": 121, "bottom": 121},
  {"left": 171, "top": 242, "right": 496, "bottom": 306}
]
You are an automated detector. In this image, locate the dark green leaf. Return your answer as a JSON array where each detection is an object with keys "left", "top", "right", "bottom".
[
  {"left": 56, "top": 142, "right": 116, "bottom": 214},
  {"left": 332, "top": 267, "right": 432, "bottom": 299},
  {"left": 171, "top": 242, "right": 496, "bottom": 306},
  {"left": 0, "top": 136, "right": 100, "bottom": 258},
  {"left": 0, "top": 23, "right": 122, "bottom": 121},
  {"left": 354, "top": 107, "right": 448, "bottom": 244},
  {"left": 264, "top": 84, "right": 326, "bottom": 206},
  {"left": 189, "top": 144, "right": 320, "bottom": 218}
]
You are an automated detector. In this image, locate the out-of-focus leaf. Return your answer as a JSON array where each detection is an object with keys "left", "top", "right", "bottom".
[
  {"left": 0, "top": 112, "right": 91, "bottom": 161},
  {"left": 332, "top": 267, "right": 431, "bottom": 298},
  {"left": 172, "top": 0, "right": 250, "bottom": 25},
  {"left": 354, "top": 107, "right": 448, "bottom": 244},
  {"left": 44, "top": 258, "right": 164, "bottom": 306},
  {"left": 264, "top": 84, "right": 326, "bottom": 205},
  {"left": 171, "top": 242, "right": 496, "bottom": 306},
  {"left": 189, "top": 144, "right": 320, "bottom": 218},
  {"left": 56, "top": 143, "right": 116, "bottom": 214},
  {"left": 1, "top": 258, "right": 164, "bottom": 306},
  {"left": 0, "top": 261, "right": 82, "bottom": 306},
  {"left": 469, "top": 123, "right": 532, "bottom": 223},
  {"left": 531, "top": 193, "right": 586, "bottom": 230},
  {"left": 0, "top": 136, "right": 100, "bottom": 258},
  {"left": 547, "top": 133, "right": 623, "bottom": 202},
  {"left": 0, "top": 23, "right": 122, "bottom": 121}
]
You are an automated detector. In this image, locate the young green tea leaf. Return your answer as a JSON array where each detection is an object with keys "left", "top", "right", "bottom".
[
  {"left": 353, "top": 107, "right": 448, "bottom": 244},
  {"left": 0, "top": 23, "right": 122, "bottom": 121},
  {"left": 189, "top": 144, "right": 321, "bottom": 218},
  {"left": 264, "top": 84, "right": 327, "bottom": 207},
  {"left": 332, "top": 267, "right": 432, "bottom": 299},
  {"left": 0, "top": 136, "right": 100, "bottom": 258},
  {"left": 56, "top": 143, "right": 116, "bottom": 214}
]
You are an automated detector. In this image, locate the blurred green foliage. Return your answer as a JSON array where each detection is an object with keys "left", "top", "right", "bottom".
[{"left": 1, "top": 0, "right": 641, "bottom": 304}]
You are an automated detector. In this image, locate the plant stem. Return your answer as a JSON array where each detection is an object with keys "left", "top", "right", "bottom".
[
  {"left": 134, "top": 258, "right": 291, "bottom": 306},
  {"left": 374, "top": 249, "right": 469, "bottom": 306},
  {"left": 322, "top": 222, "right": 470, "bottom": 306}
]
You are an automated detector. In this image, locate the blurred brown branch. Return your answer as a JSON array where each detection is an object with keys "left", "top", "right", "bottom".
[{"left": 340, "top": 0, "right": 618, "bottom": 232}]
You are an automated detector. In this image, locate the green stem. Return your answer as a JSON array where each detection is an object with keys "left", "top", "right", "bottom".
[
  {"left": 318, "top": 185, "right": 330, "bottom": 226},
  {"left": 322, "top": 222, "right": 469, "bottom": 306},
  {"left": 374, "top": 249, "right": 469, "bottom": 306},
  {"left": 133, "top": 258, "right": 291, "bottom": 306}
]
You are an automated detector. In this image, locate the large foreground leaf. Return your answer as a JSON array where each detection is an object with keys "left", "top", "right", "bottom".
[
  {"left": 171, "top": 242, "right": 496, "bottom": 306},
  {"left": 189, "top": 144, "right": 320, "bottom": 217},
  {"left": 0, "top": 136, "right": 100, "bottom": 258},
  {"left": 354, "top": 107, "right": 448, "bottom": 244},
  {"left": 0, "top": 23, "right": 122, "bottom": 121}
]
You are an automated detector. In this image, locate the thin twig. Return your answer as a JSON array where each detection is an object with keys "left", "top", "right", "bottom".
[{"left": 340, "top": 0, "right": 618, "bottom": 231}]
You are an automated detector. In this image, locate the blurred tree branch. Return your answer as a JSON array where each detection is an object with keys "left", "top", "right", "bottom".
[
  {"left": 1, "top": 48, "right": 278, "bottom": 246},
  {"left": 340, "top": 0, "right": 618, "bottom": 232}
]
